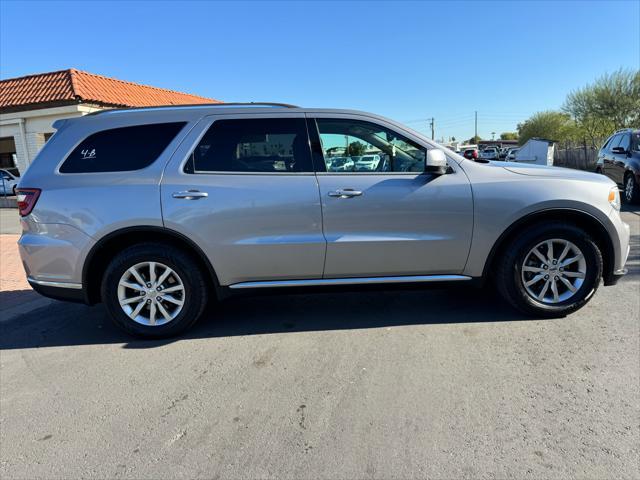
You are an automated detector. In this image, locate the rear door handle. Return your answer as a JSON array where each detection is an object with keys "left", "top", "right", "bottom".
[
  {"left": 328, "top": 188, "right": 363, "bottom": 198},
  {"left": 172, "top": 190, "right": 208, "bottom": 200}
]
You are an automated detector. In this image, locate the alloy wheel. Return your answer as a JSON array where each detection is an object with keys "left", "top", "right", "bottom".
[
  {"left": 117, "top": 261, "right": 185, "bottom": 326},
  {"left": 521, "top": 239, "right": 587, "bottom": 304},
  {"left": 625, "top": 176, "right": 634, "bottom": 202}
]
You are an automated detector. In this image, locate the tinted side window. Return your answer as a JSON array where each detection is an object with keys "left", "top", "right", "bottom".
[
  {"left": 315, "top": 118, "right": 426, "bottom": 173},
  {"left": 606, "top": 134, "right": 621, "bottom": 152},
  {"left": 185, "top": 118, "right": 312, "bottom": 173},
  {"left": 617, "top": 133, "right": 631, "bottom": 152},
  {"left": 60, "top": 122, "right": 186, "bottom": 173}
]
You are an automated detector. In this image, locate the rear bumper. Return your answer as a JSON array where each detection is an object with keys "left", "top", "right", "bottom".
[{"left": 27, "top": 277, "right": 86, "bottom": 303}]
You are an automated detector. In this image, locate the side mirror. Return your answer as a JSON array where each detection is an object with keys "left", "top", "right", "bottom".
[
  {"left": 425, "top": 149, "right": 448, "bottom": 175},
  {"left": 611, "top": 146, "right": 627, "bottom": 154}
]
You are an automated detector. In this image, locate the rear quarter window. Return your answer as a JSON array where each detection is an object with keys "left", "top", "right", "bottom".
[{"left": 59, "top": 122, "right": 186, "bottom": 173}]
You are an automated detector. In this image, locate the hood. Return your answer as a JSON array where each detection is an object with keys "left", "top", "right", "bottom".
[{"left": 500, "top": 162, "right": 613, "bottom": 184}]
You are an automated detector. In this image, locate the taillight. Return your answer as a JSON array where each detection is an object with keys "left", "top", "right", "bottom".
[
  {"left": 472, "top": 150, "right": 478, "bottom": 159},
  {"left": 16, "top": 188, "right": 41, "bottom": 217}
]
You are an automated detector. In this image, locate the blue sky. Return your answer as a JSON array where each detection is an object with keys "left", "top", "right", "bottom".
[{"left": 1, "top": 0, "right": 638, "bottom": 141}]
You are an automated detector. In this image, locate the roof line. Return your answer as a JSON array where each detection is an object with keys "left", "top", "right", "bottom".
[
  {"left": 0, "top": 68, "right": 72, "bottom": 83},
  {"left": 86, "top": 102, "right": 300, "bottom": 116},
  {"left": 69, "top": 68, "right": 218, "bottom": 102}
]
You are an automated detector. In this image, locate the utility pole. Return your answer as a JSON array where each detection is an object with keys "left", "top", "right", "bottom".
[
  {"left": 429, "top": 117, "right": 435, "bottom": 140},
  {"left": 474, "top": 111, "right": 478, "bottom": 140}
]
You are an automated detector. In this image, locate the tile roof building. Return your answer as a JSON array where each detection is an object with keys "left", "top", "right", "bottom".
[{"left": 0, "top": 69, "right": 220, "bottom": 174}]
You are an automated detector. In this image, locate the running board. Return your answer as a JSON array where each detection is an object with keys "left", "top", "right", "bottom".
[{"left": 228, "top": 275, "right": 471, "bottom": 290}]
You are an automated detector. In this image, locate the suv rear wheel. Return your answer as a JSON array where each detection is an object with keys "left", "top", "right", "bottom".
[
  {"left": 101, "top": 243, "right": 208, "bottom": 338},
  {"left": 495, "top": 222, "right": 602, "bottom": 317}
]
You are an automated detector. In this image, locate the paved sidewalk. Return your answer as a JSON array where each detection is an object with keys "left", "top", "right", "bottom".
[{"left": 0, "top": 234, "right": 52, "bottom": 321}]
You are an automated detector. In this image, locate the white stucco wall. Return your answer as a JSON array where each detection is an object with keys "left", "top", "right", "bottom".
[{"left": 0, "top": 104, "right": 105, "bottom": 174}]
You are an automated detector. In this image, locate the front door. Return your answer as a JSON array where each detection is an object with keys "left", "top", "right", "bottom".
[
  {"left": 308, "top": 115, "right": 474, "bottom": 278},
  {"left": 161, "top": 114, "right": 325, "bottom": 286},
  {"left": 611, "top": 133, "right": 631, "bottom": 186}
]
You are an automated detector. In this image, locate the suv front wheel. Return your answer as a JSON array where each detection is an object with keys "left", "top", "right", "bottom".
[
  {"left": 495, "top": 222, "right": 602, "bottom": 317},
  {"left": 101, "top": 243, "right": 208, "bottom": 338}
]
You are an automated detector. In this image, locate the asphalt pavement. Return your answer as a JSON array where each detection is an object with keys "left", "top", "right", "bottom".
[{"left": 1, "top": 208, "right": 639, "bottom": 479}]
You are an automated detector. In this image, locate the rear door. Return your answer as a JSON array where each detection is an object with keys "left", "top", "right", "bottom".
[
  {"left": 308, "top": 114, "right": 473, "bottom": 278},
  {"left": 161, "top": 114, "right": 325, "bottom": 286}
]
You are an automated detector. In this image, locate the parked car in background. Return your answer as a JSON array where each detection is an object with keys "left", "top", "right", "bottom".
[
  {"left": 506, "top": 148, "right": 520, "bottom": 161},
  {"left": 463, "top": 148, "right": 479, "bottom": 160},
  {"left": 355, "top": 154, "right": 381, "bottom": 171},
  {"left": 596, "top": 129, "right": 640, "bottom": 204},
  {"left": 499, "top": 147, "right": 508, "bottom": 159},
  {"left": 480, "top": 147, "right": 500, "bottom": 160},
  {"left": 327, "top": 157, "right": 355, "bottom": 172},
  {"left": 0, "top": 169, "right": 18, "bottom": 196},
  {"left": 17, "top": 103, "right": 630, "bottom": 338}
]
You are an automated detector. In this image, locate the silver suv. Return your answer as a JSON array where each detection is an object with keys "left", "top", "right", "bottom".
[{"left": 17, "top": 104, "right": 630, "bottom": 338}]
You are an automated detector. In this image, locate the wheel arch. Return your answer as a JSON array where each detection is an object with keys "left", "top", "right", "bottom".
[
  {"left": 483, "top": 208, "right": 615, "bottom": 285},
  {"left": 83, "top": 226, "right": 222, "bottom": 305}
]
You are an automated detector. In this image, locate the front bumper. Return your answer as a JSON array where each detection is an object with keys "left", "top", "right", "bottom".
[{"left": 603, "top": 213, "right": 631, "bottom": 286}]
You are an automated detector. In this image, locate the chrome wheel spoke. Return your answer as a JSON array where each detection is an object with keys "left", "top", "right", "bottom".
[
  {"left": 162, "top": 294, "right": 184, "bottom": 306},
  {"left": 149, "top": 262, "right": 157, "bottom": 284},
  {"left": 560, "top": 254, "right": 583, "bottom": 267},
  {"left": 558, "top": 243, "right": 571, "bottom": 263},
  {"left": 537, "top": 279, "right": 551, "bottom": 300},
  {"left": 129, "top": 267, "right": 146, "bottom": 287},
  {"left": 559, "top": 276, "right": 577, "bottom": 293},
  {"left": 156, "top": 266, "right": 172, "bottom": 287},
  {"left": 120, "top": 296, "right": 143, "bottom": 306},
  {"left": 119, "top": 281, "right": 144, "bottom": 291},
  {"left": 157, "top": 302, "right": 172, "bottom": 321},
  {"left": 532, "top": 248, "right": 547, "bottom": 264},
  {"left": 130, "top": 300, "right": 146, "bottom": 319},
  {"left": 523, "top": 266, "right": 545, "bottom": 273},
  {"left": 149, "top": 302, "right": 157, "bottom": 326},
  {"left": 562, "top": 270, "right": 585, "bottom": 279},
  {"left": 546, "top": 240, "right": 554, "bottom": 263},
  {"left": 160, "top": 284, "right": 183, "bottom": 294},
  {"left": 525, "top": 273, "right": 545, "bottom": 287},
  {"left": 550, "top": 278, "right": 560, "bottom": 302}
]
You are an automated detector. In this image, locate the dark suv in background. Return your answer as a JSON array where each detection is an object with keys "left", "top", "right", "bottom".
[{"left": 596, "top": 129, "right": 640, "bottom": 204}]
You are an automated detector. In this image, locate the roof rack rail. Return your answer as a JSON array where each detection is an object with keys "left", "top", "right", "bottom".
[
  {"left": 87, "top": 102, "right": 299, "bottom": 116},
  {"left": 614, "top": 128, "right": 635, "bottom": 133}
]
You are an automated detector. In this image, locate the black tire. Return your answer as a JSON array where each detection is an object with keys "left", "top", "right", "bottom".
[
  {"left": 495, "top": 222, "right": 602, "bottom": 318},
  {"left": 623, "top": 173, "right": 640, "bottom": 204},
  {"left": 101, "top": 243, "right": 208, "bottom": 338}
]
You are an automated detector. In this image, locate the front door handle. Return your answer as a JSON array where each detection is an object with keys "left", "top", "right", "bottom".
[
  {"left": 172, "top": 190, "right": 208, "bottom": 200},
  {"left": 328, "top": 188, "right": 363, "bottom": 198}
]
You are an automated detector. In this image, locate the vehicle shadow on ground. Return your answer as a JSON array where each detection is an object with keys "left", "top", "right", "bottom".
[{"left": 1, "top": 286, "right": 540, "bottom": 351}]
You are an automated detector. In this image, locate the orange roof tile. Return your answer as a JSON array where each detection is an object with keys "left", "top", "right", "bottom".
[{"left": 0, "top": 68, "right": 220, "bottom": 111}]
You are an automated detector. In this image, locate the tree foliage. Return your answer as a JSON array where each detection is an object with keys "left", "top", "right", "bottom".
[
  {"left": 563, "top": 69, "right": 639, "bottom": 146},
  {"left": 347, "top": 141, "right": 366, "bottom": 156},
  {"left": 517, "top": 111, "right": 578, "bottom": 145},
  {"left": 500, "top": 132, "right": 518, "bottom": 140},
  {"left": 518, "top": 69, "right": 639, "bottom": 147},
  {"left": 466, "top": 135, "right": 481, "bottom": 144}
]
